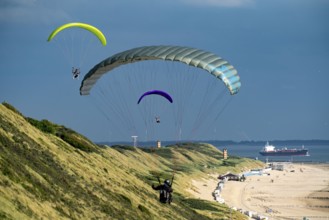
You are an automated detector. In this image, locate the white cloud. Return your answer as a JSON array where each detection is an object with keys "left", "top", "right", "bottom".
[{"left": 181, "top": 0, "right": 255, "bottom": 7}]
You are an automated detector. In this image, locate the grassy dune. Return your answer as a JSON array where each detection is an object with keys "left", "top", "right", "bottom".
[{"left": 0, "top": 103, "right": 264, "bottom": 220}]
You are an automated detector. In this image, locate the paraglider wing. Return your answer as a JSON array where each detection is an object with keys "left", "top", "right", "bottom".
[
  {"left": 137, "top": 90, "right": 173, "bottom": 104},
  {"left": 80, "top": 45, "right": 240, "bottom": 95},
  {"left": 47, "top": 22, "right": 107, "bottom": 46}
]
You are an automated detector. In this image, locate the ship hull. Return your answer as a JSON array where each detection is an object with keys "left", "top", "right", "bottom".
[{"left": 259, "top": 149, "right": 308, "bottom": 156}]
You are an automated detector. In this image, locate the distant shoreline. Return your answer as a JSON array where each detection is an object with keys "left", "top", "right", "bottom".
[
  {"left": 99, "top": 139, "right": 329, "bottom": 146},
  {"left": 246, "top": 158, "right": 329, "bottom": 164}
]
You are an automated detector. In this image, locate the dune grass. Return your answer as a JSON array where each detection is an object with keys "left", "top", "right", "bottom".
[{"left": 0, "top": 103, "right": 264, "bottom": 219}]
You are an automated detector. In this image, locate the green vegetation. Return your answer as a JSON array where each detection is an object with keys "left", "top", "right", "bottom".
[
  {"left": 2, "top": 101, "right": 23, "bottom": 116},
  {"left": 0, "top": 103, "right": 264, "bottom": 219},
  {"left": 111, "top": 144, "right": 138, "bottom": 153},
  {"left": 25, "top": 118, "right": 56, "bottom": 134},
  {"left": 25, "top": 117, "right": 99, "bottom": 153}
]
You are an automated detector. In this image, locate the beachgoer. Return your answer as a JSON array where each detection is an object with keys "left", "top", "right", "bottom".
[
  {"left": 155, "top": 116, "right": 160, "bottom": 123},
  {"left": 152, "top": 179, "right": 173, "bottom": 204}
]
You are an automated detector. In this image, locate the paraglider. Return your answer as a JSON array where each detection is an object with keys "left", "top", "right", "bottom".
[
  {"left": 47, "top": 22, "right": 107, "bottom": 46},
  {"left": 80, "top": 45, "right": 240, "bottom": 96},
  {"left": 152, "top": 178, "right": 173, "bottom": 204},
  {"left": 137, "top": 90, "right": 173, "bottom": 124},
  {"left": 48, "top": 22, "right": 107, "bottom": 79},
  {"left": 81, "top": 45, "right": 241, "bottom": 141},
  {"left": 72, "top": 67, "right": 80, "bottom": 79},
  {"left": 137, "top": 90, "right": 173, "bottom": 104}
]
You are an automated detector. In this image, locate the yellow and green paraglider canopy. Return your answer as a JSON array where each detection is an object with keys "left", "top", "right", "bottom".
[{"left": 47, "top": 22, "right": 107, "bottom": 46}]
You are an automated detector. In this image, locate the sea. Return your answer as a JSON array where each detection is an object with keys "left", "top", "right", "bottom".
[
  {"left": 217, "top": 143, "right": 329, "bottom": 164},
  {"left": 103, "top": 140, "right": 329, "bottom": 164}
]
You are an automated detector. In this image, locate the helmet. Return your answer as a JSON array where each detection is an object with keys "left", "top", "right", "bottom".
[{"left": 164, "top": 179, "right": 170, "bottom": 185}]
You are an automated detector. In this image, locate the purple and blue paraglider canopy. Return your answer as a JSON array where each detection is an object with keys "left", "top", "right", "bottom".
[{"left": 137, "top": 90, "right": 173, "bottom": 104}]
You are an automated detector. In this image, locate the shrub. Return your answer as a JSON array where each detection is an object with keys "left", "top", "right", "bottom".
[{"left": 26, "top": 118, "right": 56, "bottom": 134}]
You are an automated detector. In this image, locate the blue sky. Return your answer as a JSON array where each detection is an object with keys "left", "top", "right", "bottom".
[{"left": 1, "top": 0, "right": 328, "bottom": 142}]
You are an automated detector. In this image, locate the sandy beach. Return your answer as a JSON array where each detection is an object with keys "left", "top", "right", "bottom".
[{"left": 187, "top": 163, "right": 329, "bottom": 219}]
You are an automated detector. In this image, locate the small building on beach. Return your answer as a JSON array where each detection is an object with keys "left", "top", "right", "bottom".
[{"left": 271, "top": 162, "right": 288, "bottom": 171}]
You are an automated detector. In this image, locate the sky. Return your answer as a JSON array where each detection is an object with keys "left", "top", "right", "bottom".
[{"left": 1, "top": 0, "right": 328, "bottom": 143}]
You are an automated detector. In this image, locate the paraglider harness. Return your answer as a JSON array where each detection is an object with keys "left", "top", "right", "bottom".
[
  {"left": 153, "top": 175, "right": 174, "bottom": 204},
  {"left": 72, "top": 67, "right": 80, "bottom": 79}
]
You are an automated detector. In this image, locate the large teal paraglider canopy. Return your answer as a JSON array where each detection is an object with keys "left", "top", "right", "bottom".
[{"left": 80, "top": 45, "right": 240, "bottom": 96}]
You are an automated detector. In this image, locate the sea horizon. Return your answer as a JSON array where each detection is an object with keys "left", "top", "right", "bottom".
[{"left": 101, "top": 139, "right": 329, "bottom": 163}]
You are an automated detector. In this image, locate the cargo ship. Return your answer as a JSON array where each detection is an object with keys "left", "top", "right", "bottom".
[{"left": 259, "top": 142, "right": 309, "bottom": 156}]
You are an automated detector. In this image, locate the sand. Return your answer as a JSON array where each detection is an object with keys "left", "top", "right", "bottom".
[{"left": 187, "top": 163, "right": 329, "bottom": 219}]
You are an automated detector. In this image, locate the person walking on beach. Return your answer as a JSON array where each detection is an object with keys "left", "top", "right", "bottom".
[{"left": 152, "top": 179, "right": 173, "bottom": 204}]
